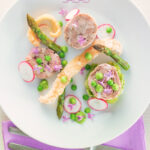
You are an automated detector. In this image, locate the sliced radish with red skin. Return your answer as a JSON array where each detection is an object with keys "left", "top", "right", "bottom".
[
  {"left": 97, "top": 24, "right": 116, "bottom": 40},
  {"left": 87, "top": 98, "right": 108, "bottom": 111},
  {"left": 18, "top": 61, "right": 35, "bottom": 83},
  {"left": 65, "top": 9, "right": 80, "bottom": 21},
  {"left": 64, "top": 95, "right": 81, "bottom": 114}
]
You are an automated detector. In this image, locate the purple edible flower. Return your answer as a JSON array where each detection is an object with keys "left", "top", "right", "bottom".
[
  {"left": 78, "top": 36, "right": 86, "bottom": 46},
  {"left": 59, "top": 8, "right": 68, "bottom": 16},
  {"left": 80, "top": 67, "right": 85, "bottom": 75},
  {"left": 103, "top": 85, "right": 113, "bottom": 94},
  {"left": 88, "top": 113, "right": 95, "bottom": 120},
  {"left": 98, "top": 79, "right": 105, "bottom": 87},
  {"left": 45, "top": 65, "right": 51, "bottom": 72},
  {"left": 68, "top": 104, "right": 74, "bottom": 110},
  {"left": 77, "top": 115, "right": 83, "bottom": 121},
  {"left": 104, "top": 71, "right": 114, "bottom": 81},
  {"left": 62, "top": 115, "right": 70, "bottom": 122},
  {"left": 33, "top": 65, "right": 42, "bottom": 74},
  {"left": 32, "top": 47, "right": 39, "bottom": 55},
  {"left": 104, "top": 88, "right": 113, "bottom": 94},
  {"left": 54, "top": 65, "right": 62, "bottom": 72}
]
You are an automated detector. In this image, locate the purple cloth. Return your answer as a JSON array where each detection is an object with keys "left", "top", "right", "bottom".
[
  {"left": 103, "top": 117, "right": 146, "bottom": 150},
  {"left": 2, "top": 118, "right": 146, "bottom": 150}
]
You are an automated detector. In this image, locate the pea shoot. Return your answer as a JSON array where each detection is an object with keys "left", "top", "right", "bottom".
[
  {"left": 36, "top": 58, "right": 42, "bottom": 65},
  {"left": 91, "top": 80, "right": 97, "bottom": 87},
  {"left": 95, "top": 84, "right": 103, "bottom": 93},
  {"left": 61, "top": 46, "right": 68, "bottom": 53},
  {"left": 85, "top": 52, "right": 92, "bottom": 60},
  {"left": 106, "top": 27, "right": 112, "bottom": 33},
  {"left": 59, "top": 51, "right": 65, "bottom": 58},
  {"left": 83, "top": 94, "right": 89, "bottom": 101},
  {"left": 84, "top": 107, "right": 91, "bottom": 113},
  {"left": 96, "top": 72, "right": 103, "bottom": 80},
  {"left": 59, "top": 21, "right": 63, "bottom": 27},
  {"left": 69, "top": 97, "right": 76, "bottom": 104},
  {"left": 61, "top": 76, "right": 68, "bottom": 84},
  {"left": 71, "top": 84, "right": 77, "bottom": 91},
  {"left": 61, "top": 60, "right": 68, "bottom": 67}
]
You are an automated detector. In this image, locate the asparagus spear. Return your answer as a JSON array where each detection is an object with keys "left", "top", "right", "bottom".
[
  {"left": 27, "top": 14, "right": 61, "bottom": 53},
  {"left": 93, "top": 45, "right": 130, "bottom": 71},
  {"left": 56, "top": 89, "right": 65, "bottom": 119}
]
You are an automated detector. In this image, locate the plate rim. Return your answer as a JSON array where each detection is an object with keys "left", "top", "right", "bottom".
[{"left": 0, "top": 0, "right": 150, "bottom": 148}]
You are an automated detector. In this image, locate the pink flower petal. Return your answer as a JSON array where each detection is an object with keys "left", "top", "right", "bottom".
[
  {"left": 45, "top": 65, "right": 51, "bottom": 72},
  {"left": 59, "top": 9, "right": 68, "bottom": 17},
  {"left": 78, "top": 36, "right": 86, "bottom": 46},
  {"left": 80, "top": 67, "right": 85, "bottom": 75},
  {"left": 68, "top": 104, "right": 74, "bottom": 110},
  {"left": 32, "top": 47, "right": 39, "bottom": 55},
  {"left": 88, "top": 113, "right": 95, "bottom": 120},
  {"left": 54, "top": 65, "right": 62, "bottom": 72},
  {"left": 62, "top": 115, "right": 70, "bottom": 122},
  {"left": 77, "top": 115, "right": 83, "bottom": 121}
]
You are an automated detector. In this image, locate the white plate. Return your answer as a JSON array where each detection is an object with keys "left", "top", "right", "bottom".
[{"left": 0, "top": 0, "right": 150, "bottom": 149}]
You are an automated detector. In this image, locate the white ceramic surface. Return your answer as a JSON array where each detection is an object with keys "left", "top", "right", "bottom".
[{"left": 0, "top": 0, "right": 150, "bottom": 148}]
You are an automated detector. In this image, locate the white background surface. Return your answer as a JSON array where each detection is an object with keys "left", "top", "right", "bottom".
[{"left": 0, "top": 0, "right": 150, "bottom": 149}]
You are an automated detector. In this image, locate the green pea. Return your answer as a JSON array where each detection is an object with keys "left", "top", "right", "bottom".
[
  {"left": 61, "top": 46, "right": 68, "bottom": 53},
  {"left": 59, "top": 52, "right": 65, "bottom": 58},
  {"left": 91, "top": 80, "right": 97, "bottom": 87},
  {"left": 84, "top": 107, "right": 91, "bottom": 113},
  {"left": 70, "top": 78, "right": 73, "bottom": 83},
  {"left": 95, "top": 84, "right": 103, "bottom": 93},
  {"left": 71, "top": 84, "right": 77, "bottom": 91},
  {"left": 75, "top": 112, "right": 86, "bottom": 124},
  {"left": 38, "top": 65, "right": 44, "bottom": 73},
  {"left": 85, "top": 52, "right": 92, "bottom": 60},
  {"left": 70, "top": 114, "right": 76, "bottom": 121},
  {"left": 69, "top": 97, "right": 76, "bottom": 104},
  {"left": 61, "top": 76, "right": 68, "bottom": 84},
  {"left": 96, "top": 72, "right": 103, "bottom": 80},
  {"left": 40, "top": 79, "right": 48, "bottom": 89},
  {"left": 83, "top": 94, "right": 89, "bottom": 101},
  {"left": 107, "top": 79, "right": 114, "bottom": 86},
  {"left": 106, "top": 27, "right": 112, "bottom": 33},
  {"left": 59, "top": 21, "right": 63, "bottom": 27},
  {"left": 112, "top": 83, "right": 119, "bottom": 91},
  {"left": 37, "top": 85, "right": 43, "bottom": 92},
  {"left": 36, "top": 58, "right": 42, "bottom": 65},
  {"left": 85, "top": 64, "right": 91, "bottom": 70},
  {"left": 45, "top": 55, "right": 51, "bottom": 62},
  {"left": 61, "top": 60, "right": 68, "bottom": 67}
]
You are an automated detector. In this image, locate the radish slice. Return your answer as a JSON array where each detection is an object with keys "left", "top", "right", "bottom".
[
  {"left": 97, "top": 24, "right": 115, "bottom": 39},
  {"left": 65, "top": 9, "right": 80, "bottom": 21},
  {"left": 87, "top": 98, "right": 108, "bottom": 111},
  {"left": 64, "top": 95, "right": 81, "bottom": 114},
  {"left": 18, "top": 61, "right": 35, "bottom": 83}
]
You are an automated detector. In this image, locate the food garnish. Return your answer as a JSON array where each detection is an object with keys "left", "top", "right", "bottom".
[
  {"left": 87, "top": 98, "right": 108, "bottom": 111},
  {"left": 84, "top": 107, "right": 91, "bottom": 113},
  {"left": 18, "top": 61, "right": 35, "bottom": 83},
  {"left": 82, "top": 94, "right": 89, "bottom": 101},
  {"left": 75, "top": 111, "right": 86, "bottom": 124},
  {"left": 93, "top": 44, "right": 130, "bottom": 70},
  {"left": 97, "top": 24, "right": 115, "bottom": 39},
  {"left": 71, "top": 84, "right": 77, "bottom": 91},
  {"left": 64, "top": 95, "right": 81, "bottom": 114},
  {"left": 65, "top": 8, "right": 80, "bottom": 21},
  {"left": 27, "top": 14, "right": 62, "bottom": 53},
  {"left": 37, "top": 79, "right": 48, "bottom": 92},
  {"left": 56, "top": 90, "right": 65, "bottom": 119}
]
